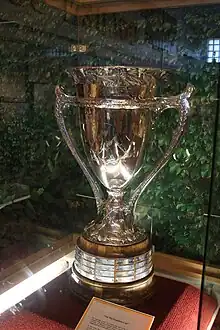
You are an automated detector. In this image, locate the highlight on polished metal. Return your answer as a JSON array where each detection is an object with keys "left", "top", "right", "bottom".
[{"left": 55, "top": 66, "right": 194, "bottom": 305}]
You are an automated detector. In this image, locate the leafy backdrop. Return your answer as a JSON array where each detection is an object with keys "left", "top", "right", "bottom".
[{"left": 0, "top": 5, "right": 220, "bottom": 265}]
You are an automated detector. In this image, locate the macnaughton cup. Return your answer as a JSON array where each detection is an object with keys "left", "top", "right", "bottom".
[{"left": 55, "top": 66, "right": 193, "bottom": 305}]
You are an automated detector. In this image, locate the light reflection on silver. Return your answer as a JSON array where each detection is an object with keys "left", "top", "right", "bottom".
[{"left": 55, "top": 67, "right": 193, "bottom": 246}]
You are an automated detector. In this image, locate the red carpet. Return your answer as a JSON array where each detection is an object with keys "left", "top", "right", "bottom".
[
  {"left": 0, "top": 312, "right": 71, "bottom": 330},
  {"left": 157, "top": 285, "right": 217, "bottom": 330},
  {"left": 0, "top": 274, "right": 217, "bottom": 330}
]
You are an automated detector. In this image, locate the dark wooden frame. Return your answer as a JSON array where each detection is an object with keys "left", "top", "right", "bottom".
[{"left": 45, "top": 0, "right": 220, "bottom": 16}]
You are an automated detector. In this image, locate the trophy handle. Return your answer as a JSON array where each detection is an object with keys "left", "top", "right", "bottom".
[
  {"left": 129, "top": 83, "right": 194, "bottom": 215},
  {"left": 55, "top": 86, "right": 104, "bottom": 212}
]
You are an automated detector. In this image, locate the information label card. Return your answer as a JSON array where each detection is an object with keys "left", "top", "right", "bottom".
[{"left": 75, "top": 297, "right": 154, "bottom": 330}]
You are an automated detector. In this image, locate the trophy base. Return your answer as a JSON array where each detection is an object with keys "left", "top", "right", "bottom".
[
  {"left": 69, "top": 266, "right": 154, "bottom": 306},
  {"left": 69, "top": 236, "right": 154, "bottom": 306}
]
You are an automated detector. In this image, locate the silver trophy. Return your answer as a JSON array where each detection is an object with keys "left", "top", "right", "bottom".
[{"left": 55, "top": 66, "right": 193, "bottom": 305}]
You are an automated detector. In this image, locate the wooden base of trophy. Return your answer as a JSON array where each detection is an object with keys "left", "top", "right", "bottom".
[{"left": 69, "top": 236, "right": 154, "bottom": 306}]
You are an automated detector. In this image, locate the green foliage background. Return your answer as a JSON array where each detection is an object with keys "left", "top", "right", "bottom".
[{"left": 0, "top": 5, "right": 220, "bottom": 264}]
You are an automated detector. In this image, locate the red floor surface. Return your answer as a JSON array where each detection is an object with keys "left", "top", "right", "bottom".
[{"left": 0, "top": 312, "right": 72, "bottom": 330}]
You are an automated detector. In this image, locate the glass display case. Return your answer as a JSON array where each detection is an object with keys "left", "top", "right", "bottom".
[{"left": 0, "top": 1, "right": 219, "bottom": 329}]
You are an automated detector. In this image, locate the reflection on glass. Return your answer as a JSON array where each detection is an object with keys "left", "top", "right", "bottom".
[
  {"left": 207, "top": 39, "right": 220, "bottom": 63},
  {"left": 0, "top": 4, "right": 220, "bottom": 326}
]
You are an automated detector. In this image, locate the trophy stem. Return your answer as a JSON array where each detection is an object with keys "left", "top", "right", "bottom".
[
  {"left": 104, "top": 190, "right": 131, "bottom": 228},
  {"left": 83, "top": 189, "right": 146, "bottom": 245}
]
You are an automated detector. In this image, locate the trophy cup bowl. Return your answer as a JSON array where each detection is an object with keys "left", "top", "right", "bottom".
[{"left": 55, "top": 66, "right": 194, "bottom": 305}]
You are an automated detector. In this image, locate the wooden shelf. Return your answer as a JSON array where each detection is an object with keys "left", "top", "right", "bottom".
[
  {"left": 45, "top": 0, "right": 220, "bottom": 16},
  {"left": 153, "top": 252, "right": 220, "bottom": 285}
]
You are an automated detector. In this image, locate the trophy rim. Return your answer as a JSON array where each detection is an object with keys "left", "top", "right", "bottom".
[
  {"left": 66, "top": 66, "right": 171, "bottom": 85},
  {"left": 66, "top": 65, "right": 171, "bottom": 72}
]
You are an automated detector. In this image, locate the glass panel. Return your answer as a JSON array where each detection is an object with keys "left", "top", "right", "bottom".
[
  {"left": 200, "top": 66, "right": 220, "bottom": 330},
  {"left": 0, "top": 2, "right": 219, "bottom": 329},
  {"left": 75, "top": 6, "right": 220, "bottom": 329},
  {"left": 74, "top": 8, "right": 216, "bottom": 262},
  {"left": 0, "top": 8, "right": 94, "bottom": 268}
]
